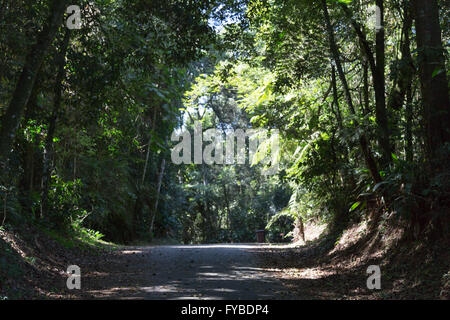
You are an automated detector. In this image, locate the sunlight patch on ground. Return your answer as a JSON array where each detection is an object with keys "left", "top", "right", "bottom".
[
  {"left": 292, "top": 222, "right": 327, "bottom": 246},
  {"left": 266, "top": 266, "right": 336, "bottom": 280},
  {"left": 167, "top": 244, "right": 290, "bottom": 249},
  {"left": 141, "top": 285, "right": 180, "bottom": 293},
  {"left": 158, "top": 243, "right": 291, "bottom": 249},
  {"left": 171, "top": 296, "right": 224, "bottom": 300},
  {"left": 121, "top": 250, "right": 144, "bottom": 255},
  {"left": 329, "top": 221, "right": 368, "bottom": 254}
]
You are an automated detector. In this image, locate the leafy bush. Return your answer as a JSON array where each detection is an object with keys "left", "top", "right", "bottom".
[{"left": 47, "top": 177, "right": 83, "bottom": 231}]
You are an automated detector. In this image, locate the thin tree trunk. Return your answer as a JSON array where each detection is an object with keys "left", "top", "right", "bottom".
[
  {"left": 73, "top": 156, "right": 76, "bottom": 180},
  {"left": 19, "top": 85, "right": 41, "bottom": 216},
  {"left": 374, "top": 0, "right": 391, "bottom": 165},
  {"left": 0, "top": 0, "right": 69, "bottom": 160},
  {"left": 1, "top": 193, "right": 7, "bottom": 226},
  {"left": 331, "top": 65, "right": 343, "bottom": 126},
  {"left": 41, "top": 30, "right": 70, "bottom": 219},
  {"left": 133, "top": 107, "right": 157, "bottom": 238},
  {"left": 387, "top": 2, "right": 414, "bottom": 112},
  {"left": 340, "top": 2, "right": 391, "bottom": 165},
  {"left": 149, "top": 158, "right": 165, "bottom": 238},
  {"left": 331, "top": 64, "right": 357, "bottom": 189},
  {"left": 222, "top": 183, "right": 231, "bottom": 231},
  {"left": 321, "top": 0, "right": 382, "bottom": 184},
  {"left": 295, "top": 218, "right": 305, "bottom": 243},
  {"left": 400, "top": 1, "right": 415, "bottom": 163},
  {"left": 362, "top": 59, "right": 370, "bottom": 115},
  {"left": 141, "top": 107, "right": 157, "bottom": 185},
  {"left": 405, "top": 84, "right": 414, "bottom": 162}
]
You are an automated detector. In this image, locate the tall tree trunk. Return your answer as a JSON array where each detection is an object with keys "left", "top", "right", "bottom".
[
  {"left": 141, "top": 107, "right": 158, "bottom": 185},
  {"left": 321, "top": 0, "right": 382, "bottom": 184},
  {"left": 405, "top": 84, "right": 414, "bottom": 162},
  {"left": 0, "top": 0, "right": 69, "bottom": 160},
  {"left": 413, "top": 0, "right": 450, "bottom": 160},
  {"left": 149, "top": 158, "right": 166, "bottom": 240},
  {"left": 340, "top": 2, "right": 392, "bottom": 165},
  {"left": 331, "top": 65, "right": 343, "bottom": 126},
  {"left": 295, "top": 218, "right": 305, "bottom": 243},
  {"left": 41, "top": 30, "right": 70, "bottom": 219},
  {"left": 331, "top": 64, "right": 356, "bottom": 189},
  {"left": 399, "top": 2, "right": 415, "bottom": 162},
  {"left": 362, "top": 59, "right": 370, "bottom": 115},
  {"left": 133, "top": 107, "right": 157, "bottom": 237},
  {"left": 374, "top": 0, "right": 391, "bottom": 165},
  {"left": 19, "top": 84, "right": 41, "bottom": 216},
  {"left": 387, "top": 2, "right": 414, "bottom": 112},
  {"left": 222, "top": 182, "right": 231, "bottom": 231}
]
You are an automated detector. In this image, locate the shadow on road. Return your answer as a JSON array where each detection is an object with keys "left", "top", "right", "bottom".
[{"left": 82, "top": 244, "right": 296, "bottom": 300}]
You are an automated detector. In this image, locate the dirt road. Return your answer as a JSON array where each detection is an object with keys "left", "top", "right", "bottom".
[{"left": 84, "top": 244, "right": 296, "bottom": 300}]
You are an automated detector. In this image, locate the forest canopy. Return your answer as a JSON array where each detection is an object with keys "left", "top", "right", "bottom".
[{"left": 0, "top": 0, "right": 448, "bottom": 246}]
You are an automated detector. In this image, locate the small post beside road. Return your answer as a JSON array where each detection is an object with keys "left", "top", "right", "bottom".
[{"left": 256, "top": 230, "right": 265, "bottom": 243}]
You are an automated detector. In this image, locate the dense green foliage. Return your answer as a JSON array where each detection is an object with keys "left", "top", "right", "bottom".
[{"left": 0, "top": 0, "right": 448, "bottom": 245}]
